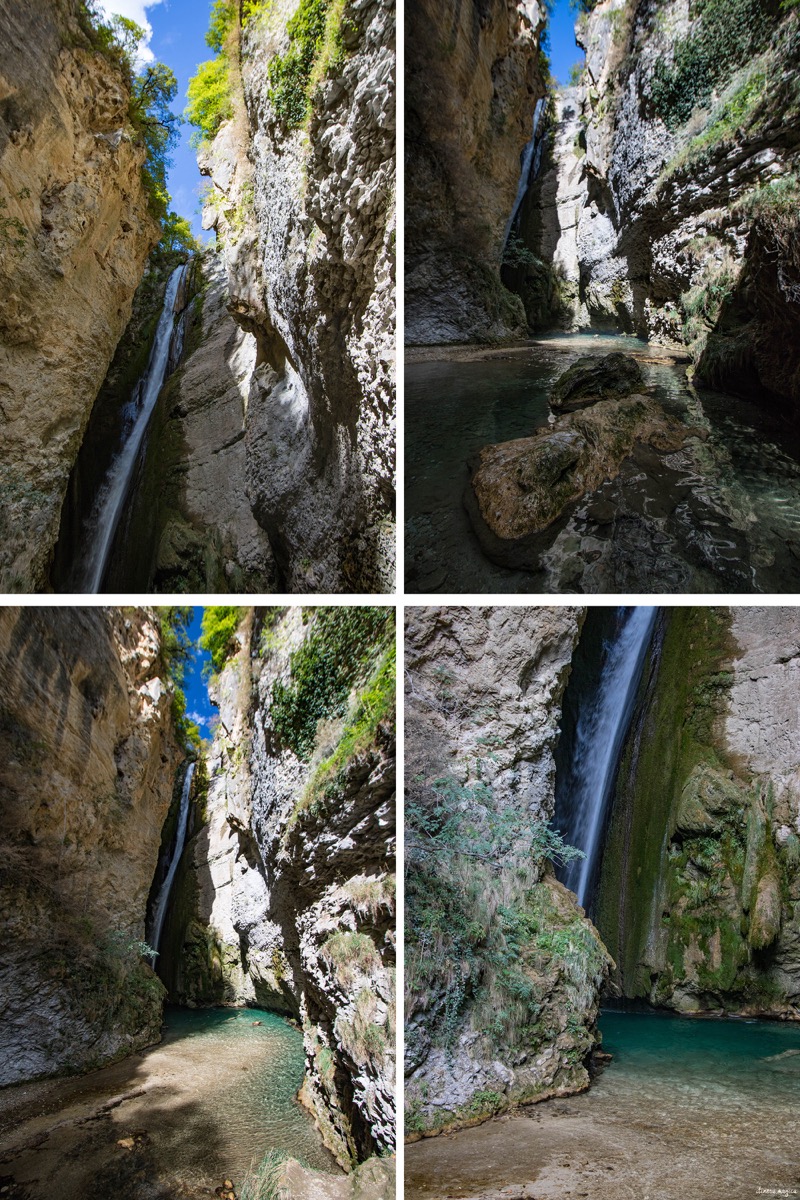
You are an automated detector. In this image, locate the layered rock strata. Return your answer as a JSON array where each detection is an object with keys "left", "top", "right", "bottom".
[
  {"left": 405, "top": 606, "right": 612, "bottom": 1137},
  {"left": 201, "top": 0, "right": 396, "bottom": 591},
  {"left": 405, "top": 0, "right": 548, "bottom": 343},
  {"left": 0, "top": 607, "right": 181, "bottom": 1085},
  {"left": 0, "top": 0, "right": 159, "bottom": 591}
]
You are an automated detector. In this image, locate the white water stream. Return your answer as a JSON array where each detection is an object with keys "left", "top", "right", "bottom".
[
  {"left": 561, "top": 607, "right": 658, "bottom": 908},
  {"left": 76, "top": 262, "right": 188, "bottom": 593},
  {"left": 503, "top": 95, "right": 548, "bottom": 247},
  {"left": 151, "top": 761, "right": 195, "bottom": 955}
]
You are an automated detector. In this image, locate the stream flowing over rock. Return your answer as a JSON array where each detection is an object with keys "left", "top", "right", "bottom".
[
  {"left": 591, "top": 606, "right": 800, "bottom": 1016},
  {"left": 405, "top": 0, "right": 548, "bottom": 343},
  {"left": 159, "top": 608, "right": 396, "bottom": 1170},
  {"left": 404, "top": 606, "right": 613, "bottom": 1137},
  {"left": 0, "top": 607, "right": 181, "bottom": 1084},
  {"left": 0, "top": 0, "right": 159, "bottom": 592}
]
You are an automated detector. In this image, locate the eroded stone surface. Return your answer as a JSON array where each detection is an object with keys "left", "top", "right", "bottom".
[{"left": 0, "top": 0, "right": 159, "bottom": 591}]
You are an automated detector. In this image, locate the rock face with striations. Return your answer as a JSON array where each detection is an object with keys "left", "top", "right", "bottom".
[
  {"left": 596, "top": 606, "right": 800, "bottom": 1017},
  {"left": 405, "top": 0, "right": 548, "bottom": 343},
  {"left": 200, "top": 0, "right": 396, "bottom": 592},
  {"left": 107, "top": 251, "right": 279, "bottom": 593},
  {"left": 162, "top": 608, "right": 396, "bottom": 1169},
  {"left": 0, "top": 607, "right": 181, "bottom": 1085},
  {"left": 405, "top": 607, "right": 612, "bottom": 1137},
  {"left": 0, "top": 0, "right": 159, "bottom": 591},
  {"left": 523, "top": 0, "right": 800, "bottom": 401}
]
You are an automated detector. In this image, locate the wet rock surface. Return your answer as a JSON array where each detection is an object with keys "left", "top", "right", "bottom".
[
  {"left": 467, "top": 394, "right": 690, "bottom": 566},
  {"left": 550, "top": 353, "right": 644, "bottom": 412}
]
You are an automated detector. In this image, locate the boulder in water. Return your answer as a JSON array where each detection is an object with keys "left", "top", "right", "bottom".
[
  {"left": 466, "top": 395, "right": 688, "bottom": 569},
  {"left": 550, "top": 352, "right": 645, "bottom": 412}
]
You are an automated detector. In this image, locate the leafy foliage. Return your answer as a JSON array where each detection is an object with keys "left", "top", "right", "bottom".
[
  {"left": 270, "top": 607, "right": 394, "bottom": 759},
  {"left": 185, "top": 55, "right": 234, "bottom": 146},
  {"left": 268, "top": 0, "right": 330, "bottom": 127},
  {"left": 650, "top": 0, "right": 777, "bottom": 129},
  {"left": 74, "top": 5, "right": 182, "bottom": 228},
  {"left": 207, "top": 0, "right": 238, "bottom": 52},
  {"left": 299, "top": 642, "right": 395, "bottom": 814},
  {"left": 200, "top": 606, "right": 245, "bottom": 675},
  {"left": 406, "top": 764, "right": 586, "bottom": 1054},
  {"left": 157, "top": 607, "right": 200, "bottom": 750},
  {"left": 267, "top": 0, "right": 353, "bottom": 129}
]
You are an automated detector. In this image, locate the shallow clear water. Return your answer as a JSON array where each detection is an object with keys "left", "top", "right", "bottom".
[
  {"left": 599, "top": 1007, "right": 800, "bottom": 1107},
  {"left": 155, "top": 1007, "right": 336, "bottom": 1179},
  {"left": 406, "top": 1007, "right": 800, "bottom": 1199},
  {"left": 405, "top": 336, "right": 800, "bottom": 593}
]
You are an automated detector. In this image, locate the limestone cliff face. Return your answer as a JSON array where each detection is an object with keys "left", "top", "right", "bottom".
[
  {"left": 406, "top": 0, "right": 548, "bottom": 344},
  {"left": 95, "top": 251, "right": 279, "bottom": 593},
  {"left": 201, "top": 0, "right": 395, "bottom": 592},
  {"left": 164, "top": 608, "right": 396, "bottom": 1168},
  {"left": 0, "top": 0, "right": 159, "bottom": 591},
  {"left": 596, "top": 606, "right": 800, "bottom": 1017},
  {"left": 528, "top": 0, "right": 800, "bottom": 401},
  {"left": 405, "top": 607, "right": 613, "bottom": 1138},
  {"left": 0, "top": 607, "right": 181, "bottom": 1085}
]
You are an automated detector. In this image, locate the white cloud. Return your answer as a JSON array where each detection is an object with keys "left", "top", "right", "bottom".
[
  {"left": 187, "top": 710, "right": 210, "bottom": 727},
  {"left": 97, "top": 0, "right": 165, "bottom": 66}
]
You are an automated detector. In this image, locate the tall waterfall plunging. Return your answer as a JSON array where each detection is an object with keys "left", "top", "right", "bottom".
[
  {"left": 503, "top": 96, "right": 548, "bottom": 247},
  {"left": 151, "top": 761, "right": 195, "bottom": 955},
  {"left": 75, "top": 262, "right": 189, "bottom": 594},
  {"left": 557, "top": 607, "right": 657, "bottom": 909}
]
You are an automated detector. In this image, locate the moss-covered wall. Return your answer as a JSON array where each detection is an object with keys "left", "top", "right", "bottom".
[{"left": 595, "top": 606, "right": 799, "bottom": 1016}]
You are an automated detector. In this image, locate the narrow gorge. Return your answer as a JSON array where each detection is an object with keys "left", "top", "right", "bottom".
[
  {"left": 0, "top": 605, "right": 396, "bottom": 1200},
  {"left": 405, "top": 605, "right": 800, "bottom": 1199},
  {"left": 406, "top": 0, "right": 800, "bottom": 594},
  {"left": 1, "top": 0, "right": 395, "bottom": 594}
]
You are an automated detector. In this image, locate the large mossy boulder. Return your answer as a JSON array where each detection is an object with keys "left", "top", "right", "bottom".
[
  {"left": 550, "top": 352, "right": 645, "bottom": 412},
  {"left": 466, "top": 395, "right": 687, "bottom": 569}
]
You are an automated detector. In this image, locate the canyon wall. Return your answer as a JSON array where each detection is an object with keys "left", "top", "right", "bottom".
[
  {"left": 525, "top": 0, "right": 800, "bottom": 402},
  {"left": 162, "top": 607, "right": 396, "bottom": 1169},
  {"left": 404, "top": 606, "right": 613, "bottom": 1137},
  {"left": 93, "top": 251, "right": 279, "bottom": 593},
  {"left": 200, "top": 0, "right": 396, "bottom": 592},
  {"left": 597, "top": 606, "right": 800, "bottom": 1017},
  {"left": 405, "top": 0, "right": 548, "bottom": 343},
  {"left": 0, "top": 607, "right": 181, "bottom": 1085},
  {"left": 0, "top": 0, "right": 159, "bottom": 591}
]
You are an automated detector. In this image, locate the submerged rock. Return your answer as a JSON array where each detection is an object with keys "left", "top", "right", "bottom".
[
  {"left": 466, "top": 396, "right": 688, "bottom": 569},
  {"left": 550, "top": 353, "right": 645, "bottom": 412}
]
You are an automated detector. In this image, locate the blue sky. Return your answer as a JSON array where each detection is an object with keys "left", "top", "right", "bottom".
[
  {"left": 547, "top": 0, "right": 585, "bottom": 86},
  {"left": 184, "top": 607, "right": 216, "bottom": 738},
  {"left": 99, "top": 0, "right": 215, "bottom": 239},
  {"left": 98, "top": 0, "right": 584, "bottom": 234}
]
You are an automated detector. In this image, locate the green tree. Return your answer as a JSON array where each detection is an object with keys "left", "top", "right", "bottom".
[
  {"left": 131, "top": 63, "right": 181, "bottom": 219},
  {"left": 185, "top": 56, "right": 234, "bottom": 145},
  {"left": 200, "top": 607, "right": 246, "bottom": 675}
]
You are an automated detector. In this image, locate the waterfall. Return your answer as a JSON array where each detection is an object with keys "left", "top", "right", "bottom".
[
  {"left": 150, "top": 761, "right": 196, "bottom": 956},
  {"left": 75, "top": 262, "right": 189, "bottom": 594},
  {"left": 503, "top": 96, "right": 548, "bottom": 248},
  {"left": 558, "top": 607, "right": 658, "bottom": 910}
]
